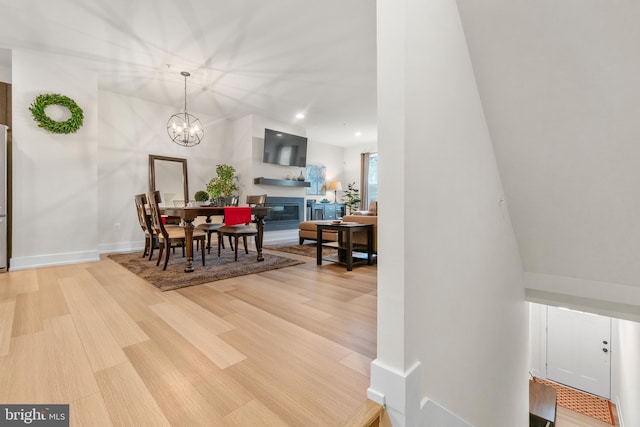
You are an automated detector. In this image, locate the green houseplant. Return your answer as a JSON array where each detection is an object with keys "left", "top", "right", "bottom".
[
  {"left": 194, "top": 190, "right": 209, "bottom": 203},
  {"left": 342, "top": 182, "right": 361, "bottom": 214},
  {"left": 206, "top": 164, "right": 239, "bottom": 205}
]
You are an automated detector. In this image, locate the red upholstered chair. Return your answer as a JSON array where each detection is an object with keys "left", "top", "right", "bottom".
[
  {"left": 196, "top": 196, "right": 238, "bottom": 253},
  {"left": 216, "top": 194, "right": 266, "bottom": 261}
]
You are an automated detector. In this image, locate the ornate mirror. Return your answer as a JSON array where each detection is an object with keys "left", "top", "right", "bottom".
[{"left": 148, "top": 154, "right": 189, "bottom": 206}]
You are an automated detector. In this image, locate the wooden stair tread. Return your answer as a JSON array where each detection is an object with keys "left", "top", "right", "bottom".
[{"left": 342, "top": 399, "right": 384, "bottom": 427}]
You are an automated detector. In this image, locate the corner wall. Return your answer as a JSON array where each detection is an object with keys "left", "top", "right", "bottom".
[
  {"left": 11, "top": 49, "right": 99, "bottom": 269},
  {"left": 372, "top": 1, "right": 529, "bottom": 425}
]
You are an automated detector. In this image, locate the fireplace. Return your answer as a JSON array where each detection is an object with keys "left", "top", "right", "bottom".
[{"left": 264, "top": 196, "right": 304, "bottom": 231}]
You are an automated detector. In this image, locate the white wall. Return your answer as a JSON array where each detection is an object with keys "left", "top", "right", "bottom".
[
  {"left": 248, "top": 115, "right": 307, "bottom": 198},
  {"left": 11, "top": 50, "right": 99, "bottom": 269},
  {"left": 0, "top": 48, "right": 10, "bottom": 83},
  {"left": 247, "top": 115, "right": 344, "bottom": 206},
  {"left": 8, "top": 47, "right": 237, "bottom": 265},
  {"left": 97, "top": 91, "right": 226, "bottom": 253},
  {"left": 8, "top": 63, "right": 353, "bottom": 260},
  {"left": 614, "top": 319, "right": 640, "bottom": 427},
  {"left": 371, "top": 1, "right": 529, "bottom": 426},
  {"left": 457, "top": 0, "right": 640, "bottom": 293},
  {"left": 529, "top": 302, "right": 545, "bottom": 378},
  {"left": 0, "top": 65, "right": 10, "bottom": 84}
]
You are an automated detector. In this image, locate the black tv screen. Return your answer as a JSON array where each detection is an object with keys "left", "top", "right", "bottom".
[{"left": 263, "top": 128, "right": 308, "bottom": 167}]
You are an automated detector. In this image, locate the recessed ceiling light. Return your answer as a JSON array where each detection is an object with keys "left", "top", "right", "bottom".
[
  {"left": 296, "top": 113, "right": 305, "bottom": 119},
  {"left": 355, "top": 131, "right": 362, "bottom": 137}
]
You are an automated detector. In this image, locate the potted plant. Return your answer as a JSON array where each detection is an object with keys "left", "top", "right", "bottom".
[
  {"left": 194, "top": 190, "right": 209, "bottom": 205},
  {"left": 206, "top": 164, "right": 239, "bottom": 206},
  {"left": 342, "top": 182, "right": 361, "bottom": 214}
]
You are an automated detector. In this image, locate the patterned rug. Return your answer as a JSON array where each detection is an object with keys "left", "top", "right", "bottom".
[
  {"left": 264, "top": 242, "right": 338, "bottom": 258},
  {"left": 107, "top": 250, "right": 304, "bottom": 291},
  {"left": 533, "top": 377, "right": 615, "bottom": 425}
]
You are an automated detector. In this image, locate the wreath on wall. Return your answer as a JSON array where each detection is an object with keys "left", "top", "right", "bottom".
[{"left": 29, "top": 93, "right": 84, "bottom": 134}]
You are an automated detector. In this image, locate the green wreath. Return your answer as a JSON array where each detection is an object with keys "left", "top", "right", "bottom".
[{"left": 29, "top": 93, "right": 84, "bottom": 134}]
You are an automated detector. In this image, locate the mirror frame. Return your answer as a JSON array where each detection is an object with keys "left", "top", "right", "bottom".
[{"left": 148, "top": 154, "right": 189, "bottom": 204}]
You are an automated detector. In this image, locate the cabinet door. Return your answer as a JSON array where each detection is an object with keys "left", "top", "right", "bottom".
[
  {"left": 324, "top": 205, "right": 336, "bottom": 220},
  {"left": 311, "top": 204, "right": 324, "bottom": 220}
]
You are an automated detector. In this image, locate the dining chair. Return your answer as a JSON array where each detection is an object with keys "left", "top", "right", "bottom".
[
  {"left": 216, "top": 194, "right": 266, "bottom": 261},
  {"left": 196, "top": 218, "right": 224, "bottom": 254},
  {"left": 134, "top": 193, "right": 155, "bottom": 260},
  {"left": 147, "top": 190, "right": 207, "bottom": 270},
  {"left": 195, "top": 195, "right": 242, "bottom": 253}
]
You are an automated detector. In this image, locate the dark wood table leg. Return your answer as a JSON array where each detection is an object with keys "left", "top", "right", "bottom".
[
  {"left": 367, "top": 225, "right": 374, "bottom": 265},
  {"left": 316, "top": 225, "right": 323, "bottom": 265},
  {"left": 256, "top": 217, "right": 265, "bottom": 262},
  {"left": 183, "top": 219, "right": 195, "bottom": 273},
  {"left": 346, "top": 228, "right": 354, "bottom": 271}
]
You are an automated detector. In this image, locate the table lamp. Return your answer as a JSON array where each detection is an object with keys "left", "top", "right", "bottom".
[{"left": 329, "top": 181, "right": 342, "bottom": 203}]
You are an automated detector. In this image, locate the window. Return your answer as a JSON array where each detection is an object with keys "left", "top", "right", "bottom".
[{"left": 360, "top": 152, "right": 378, "bottom": 209}]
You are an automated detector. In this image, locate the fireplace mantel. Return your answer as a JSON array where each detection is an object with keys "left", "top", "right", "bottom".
[{"left": 254, "top": 177, "right": 310, "bottom": 187}]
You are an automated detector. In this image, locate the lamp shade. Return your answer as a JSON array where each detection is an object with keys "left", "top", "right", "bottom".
[{"left": 329, "top": 181, "right": 342, "bottom": 191}]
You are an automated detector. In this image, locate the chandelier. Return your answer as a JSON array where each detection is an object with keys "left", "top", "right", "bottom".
[{"left": 167, "top": 71, "right": 204, "bottom": 147}]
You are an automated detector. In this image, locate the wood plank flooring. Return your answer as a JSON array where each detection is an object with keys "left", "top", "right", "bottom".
[
  {"left": 0, "top": 248, "right": 377, "bottom": 426},
  {"left": 556, "top": 405, "right": 619, "bottom": 427}
]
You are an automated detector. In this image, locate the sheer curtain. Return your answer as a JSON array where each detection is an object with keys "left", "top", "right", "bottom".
[
  {"left": 360, "top": 153, "right": 370, "bottom": 209},
  {"left": 360, "top": 152, "right": 378, "bottom": 210}
]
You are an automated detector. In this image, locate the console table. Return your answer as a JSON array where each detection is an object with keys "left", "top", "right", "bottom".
[
  {"left": 307, "top": 202, "right": 345, "bottom": 220},
  {"left": 316, "top": 222, "right": 374, "bottom": 271}
]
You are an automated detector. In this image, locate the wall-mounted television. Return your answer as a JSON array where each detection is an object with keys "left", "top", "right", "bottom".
[{"left": 262, "top": 128, "right": 308, "bottom": 167}]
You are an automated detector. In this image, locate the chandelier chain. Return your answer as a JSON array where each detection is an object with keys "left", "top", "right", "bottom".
[{"left": 183, "top": 73, "right": 188, "bottom": 113}]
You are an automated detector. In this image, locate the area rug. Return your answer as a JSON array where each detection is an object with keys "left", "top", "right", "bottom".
[
  {"left": 107, "top": 250, "right": 304, "bottom": 291},
  {"left": 533, "top": 377, "right": 615, "bottom": 425},
  {"left": 264, "top": 242, "right": 338, "bottom": 258}
]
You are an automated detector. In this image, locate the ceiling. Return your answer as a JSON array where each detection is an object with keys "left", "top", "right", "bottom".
[{"left": 0, "top": 0, "right": 377, "bottom": 147}]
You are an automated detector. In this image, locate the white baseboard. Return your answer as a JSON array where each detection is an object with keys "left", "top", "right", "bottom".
[
  {"left": 368, "top": 359, "right": 474, "bottom": 427},
  {"left": 98, "top": 241, "right": 144, "bottom": 254},
  {"left": 420, "top": 398, "right": 473, "bottom": 427},
  {"left": 7, "top": 232, "right": 297, "bottom": 271},
  {"left": 368, "top": 359, "right": 421, "bottom": 427},
  {"left": 99, "top": 233, "right": 297, "bottom": 257},
  {"left": 263, "top": 230, "right": 298, "bottom": 245},
  {"left": 616, "top": 395, "right": 624, "bottom": 427},
  {"left": 530, "top": 369, "right": 545, "bottom": 380},
  {"left": 10, "top": 250, "right": 100, "bottom": 271}
]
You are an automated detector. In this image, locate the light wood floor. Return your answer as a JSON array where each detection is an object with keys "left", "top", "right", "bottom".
[
  {"left": 0, "top": 248, "right": 377, "bottom": 426},
  {"left": 557, "top": 405, "right": 619, "bottom": 427}
]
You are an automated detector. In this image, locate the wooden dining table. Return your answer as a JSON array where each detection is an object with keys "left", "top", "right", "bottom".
[{"left": 160, "top": 206, "right": 270, "bottom": 273}]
